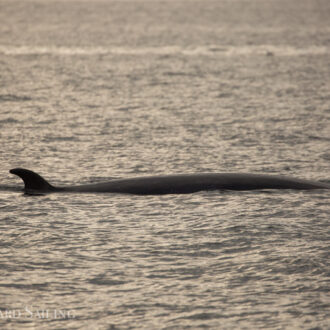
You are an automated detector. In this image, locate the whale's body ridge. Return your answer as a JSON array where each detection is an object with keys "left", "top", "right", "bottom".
[{"left": 9, "top": 168, "right": 330, "bottom": 195}]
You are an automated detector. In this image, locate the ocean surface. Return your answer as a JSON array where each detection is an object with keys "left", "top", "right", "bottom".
[{"left": 0, "top": 0, "right": 329, "bottom": 329}]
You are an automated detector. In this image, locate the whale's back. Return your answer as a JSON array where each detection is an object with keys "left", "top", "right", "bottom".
[
  {"left": 65, "top": 173, "right": 330, "bottom": 194},
  {"left": 10, "top": 169, "right": 330, "bottom": 194}
]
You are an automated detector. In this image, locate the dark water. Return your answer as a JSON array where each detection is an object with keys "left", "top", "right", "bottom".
[{"left": 0, "top": 0, "right": 329, "bottom": 328}]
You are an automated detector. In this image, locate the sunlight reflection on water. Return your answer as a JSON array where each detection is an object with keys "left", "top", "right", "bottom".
[{"left": 0, "top": 0, "right": 330, "bottom": 328}]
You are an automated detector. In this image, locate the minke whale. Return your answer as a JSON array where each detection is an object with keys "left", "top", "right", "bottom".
[{"left": 9, "top": 168, "right": 330, "bottom": 195}]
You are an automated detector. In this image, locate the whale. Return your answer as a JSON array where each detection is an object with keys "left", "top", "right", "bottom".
[{"left": 9, "top": 168, "right": 330, "bottom": 195}]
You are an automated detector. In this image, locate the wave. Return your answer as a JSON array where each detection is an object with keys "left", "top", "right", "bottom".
[
  {"left": 0, "top": 185, "right": 21, "bottom": 192},
  {"left": 0, "top": 45, "right": 329, "bottom": 57},
  {"left": 0, "top": 94, "right": 32, "bottom": 102}
]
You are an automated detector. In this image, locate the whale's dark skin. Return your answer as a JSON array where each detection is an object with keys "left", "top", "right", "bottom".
[{"left": 9, "top": 168, "right": 330, "bottom": 195}]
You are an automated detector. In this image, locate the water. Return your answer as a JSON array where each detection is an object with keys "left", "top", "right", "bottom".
[{"left": 0, "top": 0, "right": 329, "bottom": 328}]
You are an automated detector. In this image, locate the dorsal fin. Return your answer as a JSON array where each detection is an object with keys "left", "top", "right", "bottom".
[{"left": 10, "top": 168, "right": 57, "bottom": 192}]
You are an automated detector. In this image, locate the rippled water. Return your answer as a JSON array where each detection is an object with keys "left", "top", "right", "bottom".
[{"left": 0, "top": 0, "right": 329, "bottom": 329}]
